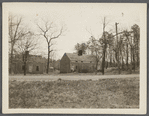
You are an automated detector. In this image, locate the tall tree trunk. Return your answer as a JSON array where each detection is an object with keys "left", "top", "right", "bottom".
[
  {"left": 110, "top": 53, "right": 112, "bottom": 67},
  {"left": 47, "top": 45, "right": 50, "bottom": 74},
  {"left": 138, "top": 33, "right": 140, "bottom": 67},
  {"left": 115, "top": 23, "right": 120, "bottom": 74},
  {"left": 121, "top": 55, "right": 124, "bottom": 70},
  {"left": 101, "top": 17, "right": 106, "bottom": 75},
  {"left": 132, "top": 47, "right": 135, "bottom": 72},
  {"left": 95, "top": 51, "right": 98, "bottom": 75},
  {"left": 119, "top": 43, "right": 122, "bottom": 73},
  {"left": 130, "top": 47, "right": 132, "bottom": 74},
  {"left": 114, "top": 52, "right": 116, "bottom": 67},
  {"left": 95, "top": 61, "right": 98, "bottom": 75},
  {"left": 117, "top": 46, "right": 121, "bottom": 74},
  {"left": 24, "top": 56, "right": 26, "bottom": 75},
  {"left": 137, "top": 51, "right": 139, "bottom": 67},
  {"left": 126, "top": 43, "right": 129, "bottom": 70},
  {"left": 133, "top": 34, "right": 136, "bottom": 72},
  {"left": 10, "top": 43, "right": 14, "bottom": 74},
  {"left": 133, "top": 52, "right": 135, "bottom": 72},
  {"left": 23, "top": 51, "right": 29, "bottom": 75},
  {"left": 102, "top": 44, "right": 106, "bottom": 75}
]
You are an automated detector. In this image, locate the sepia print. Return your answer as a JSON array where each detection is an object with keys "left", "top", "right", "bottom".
[{"left": 3, "top": 3, "right": 147, "bottom": 114}]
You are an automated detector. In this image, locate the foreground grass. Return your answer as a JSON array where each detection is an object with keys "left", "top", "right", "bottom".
[{"left": 9, "top": 77, "right": 139, "bottom": 108}]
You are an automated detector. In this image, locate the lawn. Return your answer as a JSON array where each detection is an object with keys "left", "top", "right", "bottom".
[{"left": 9, "top": 77, "right": 139, "bottom": 108}]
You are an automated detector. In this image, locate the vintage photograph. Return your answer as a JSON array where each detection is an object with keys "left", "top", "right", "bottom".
[{"left": 2, "top": 3, "right": 147, "bottom": 114}]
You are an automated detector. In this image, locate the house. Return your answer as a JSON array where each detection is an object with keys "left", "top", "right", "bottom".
[
  {"left": 60, "top": 52, "right": 100, "bottom": 73},
  {"left": 9, "top": 54, "right": 47, "bottom": 74},
  {"left": 27, "top": 55, "right": 47, "bottom": 74}
]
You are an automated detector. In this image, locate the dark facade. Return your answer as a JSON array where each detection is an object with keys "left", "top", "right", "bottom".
[
  {"left": 60, "top": 54, "right": 71, "bottom": 73},
  {"left": 60, "top": 53, "right": 99, "bottom": 73},
  {"left": 9, "top": 54, "right": 47, "bottom": 74}
]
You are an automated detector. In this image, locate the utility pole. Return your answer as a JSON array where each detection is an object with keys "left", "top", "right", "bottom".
[
  {"left": 101, "top": 17, "right": 106, "bottom": 75},
  {"left": 115, "top": 22, "right": 121, "bottom": 74}
]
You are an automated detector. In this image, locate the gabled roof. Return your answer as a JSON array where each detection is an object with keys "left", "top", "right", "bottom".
[{"left": 65, "top": 53, "right": 96, "bottom": 62}]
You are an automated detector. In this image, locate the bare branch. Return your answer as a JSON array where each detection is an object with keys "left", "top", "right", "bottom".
[
  {"left": 36, "top": 18, "right": 66, "bottom": 74},
  {"left": 13, "top": 17, "right": 22, "bottom": 40},
  {"left": 49, "top": 26, "right": 63, "bottom": 43},
  {"left": 36, "top": 23, "right": 45, "bottom": 33}
]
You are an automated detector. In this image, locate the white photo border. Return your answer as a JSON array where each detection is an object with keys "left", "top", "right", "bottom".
[{"left": 2, "top": 3, "right": 147, "bottom": 114}]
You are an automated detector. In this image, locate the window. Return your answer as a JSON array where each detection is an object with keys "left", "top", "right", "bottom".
[
  {"left": 81, "top": 61, "right": 83, "bottom": 63},
  {"left": 76, "top": 61, "right": 78, "bottom": 62},
  {"left": 90, "top": 61, "right": 92, "bottom": 63},
  {"left": 76, "top": 66, "right": 77, "bottom": 69},
  {"left": 36, "top": 66, "right": 39, "bottom": 71}
]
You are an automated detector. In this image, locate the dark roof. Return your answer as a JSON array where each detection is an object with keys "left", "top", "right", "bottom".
[{"left": 66, "top": 53, "right": 96, "bottom": 63}]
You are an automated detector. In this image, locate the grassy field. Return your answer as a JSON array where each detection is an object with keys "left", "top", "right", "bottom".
[{"left": 9, "top": 77, "right": 139, "bottom": 108}]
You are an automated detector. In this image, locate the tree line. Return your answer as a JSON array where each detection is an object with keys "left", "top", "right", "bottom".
[
  {"left": 9, "top": 13, "right": 139, "bottom": 75},
  {"left": 75, "top": 18, "right": 140, "bottom": 75}
]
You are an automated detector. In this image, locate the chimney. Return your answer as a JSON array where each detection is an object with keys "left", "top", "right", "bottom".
[
  {"left": 78, "top": 50, "right": 82, "bottom": 56},
  {"left": 23, "top": 51, "right": 29, "bottom": 62}
]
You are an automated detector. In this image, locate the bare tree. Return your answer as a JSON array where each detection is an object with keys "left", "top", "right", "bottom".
[
  {"left": 131, "top": 24, "right": 140, "bottom": 69},
  {"left": 15, "top": 31, "right": 39, "bottom": 75},
  {"left": 100, "top": 17, "right": 111, "bottom": 75},
  {"left": 16, "top": 32, "right": 39, "bottom": 54},
  {"left": 36, "top": 19, "right": 66, "bottom": 74},
  {"left": 9, "top": 14, "right": 30, "bottom": 74},
  {"left": 86, "top": 17, "right": 114, "bottom": 75},
  {"left": 100, "top": 31, "right": 114, "bottom": 75}
]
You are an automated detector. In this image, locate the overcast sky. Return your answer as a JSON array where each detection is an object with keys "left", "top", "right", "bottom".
[{"left": 7, "top": 3, "right": 141, "bottom": 60}]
